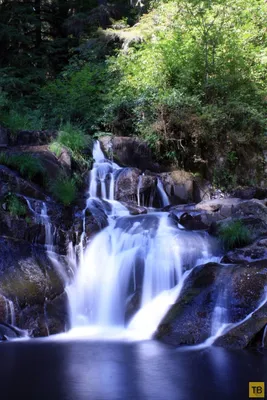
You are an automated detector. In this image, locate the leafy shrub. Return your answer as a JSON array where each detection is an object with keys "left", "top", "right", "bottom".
[
  {"left": 1, "top": 109, "right": 44, "bottom": 134},
  {"left": 5, "top": 194, "right": 27, "bottom": 218},
  {"left": 0, "top": 152, "right": 45, "bottom": 180},
  {"left": 50, "top": 122, "right": 93, "bottom": 169},
  {"left": 50, "top": 175, "right": 77, "bottom": 206},
  {"left": 49, "top": 142, "right": 63, "bottom": 157},
  {"left": 218, "top": 221, "right": 252, "bottom": 251},
  {"left": 57, "top": 122, "right": 89, "bottom": 153}
]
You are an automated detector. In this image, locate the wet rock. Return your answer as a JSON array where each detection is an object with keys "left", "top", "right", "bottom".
[
  {"left": 0, "top": 165, "right": 47, "bottom": 200},
  {"left": 158, "top": 171, "right": 194, "bottom": 204},
  {"left": 214, "top": 302, "right": 267, "bottom": 349},
  {"left": 231, "top": 187, "right": 267, "bottom": 200},
  {"left": 0, "top": 237, "right": 71, "bottom": 337},
  {"left": 221, "top": 239, "right": 267, "bottom": 263},
  {"left": 155, "top": 261, "right": 267, "bottom": 347},
  {"left": 0, "top": 322, "right": 22, "bottom": 340},
  {"left": 121, "top": 202, "right": 147, "bottom": 215},
  {"left": 179, "top": 212, "right": 209, "bottom": 231},
  {"left": 9, "top": 130, "right": 57, "bottom": 146},
  {"left": 115, "top": 168, "right": 156, "bottom": 203},
  {"left": 99, "top": 136, "right": 159, "bottom": 172}
]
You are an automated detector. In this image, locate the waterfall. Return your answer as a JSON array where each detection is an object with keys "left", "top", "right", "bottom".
[
  {"left": 4, "top": 297, "right": 16, "bottom": 326},
  {"left": 66, "top": 140, "right": 220, "bottom": 339},
  {"left": 157, "top": 178, "right": 169, "bottom": 207},
  {"left": 24, "top": 198, "right": 68, "bottom": 283},
  {"left": 88, "top": 141, "right": 120, "bottom": 200},
  {"left": 262, "top": 325, "right": 267, "bottom": 348},
  {"left": 137, "top": 173, "right": 144, "bottom": 207}
]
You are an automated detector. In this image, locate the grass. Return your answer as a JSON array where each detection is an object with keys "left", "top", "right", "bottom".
[
  {"left": 218, "top": 220, "right": 252, "bottom": 250},
  {"left": 5, "top": 194, "right": 27, "bottom": 218},
  {"left": 50, "top": 175, "right": 77, "bottom": 206},
  {"left": 54, "top": 122, "right": 91, "bottom": 154},
  {"left": 49, "top": 122, "right": 93, "bottom": 169},
  {"left": 0, "top": 152, "right": 45, "bottom": 180},
  {"left": 1, "top": 109, "right": 44, "bottom": 135}
]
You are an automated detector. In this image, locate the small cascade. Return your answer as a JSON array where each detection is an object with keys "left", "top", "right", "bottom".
[
  {"left": 88, "top": 141, "right": 120, "bottom": 200},
  {"left": 182, "top": 288, "right": 267, "bottom": 350},
  {"left": 68, "top": 211, "right": 220, "bottom": 335},
  {"left": 262, "top": 325, "right": 267, "bottom": 348},
  {"left": 157, "top": 178, "right": 169, "bottom": 207},
  {"left": 211, "top": 283, "right": 229, "bottom": 336},
  {"left": 137, "top": 174, "right": 145, "bottom": 207},
  {"left": 24, "top": 197, "right": 68, "bottom": 283},
  {"left": 41, "top": 202, "right": 54, "bottom": 252},
  {"left": 4, "top": 297, "right": 16, "bottom": 326}
]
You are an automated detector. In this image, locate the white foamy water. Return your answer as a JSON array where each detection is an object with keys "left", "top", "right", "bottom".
[{"left": 66, "top": 140, "right": 221, "bottom": 339}]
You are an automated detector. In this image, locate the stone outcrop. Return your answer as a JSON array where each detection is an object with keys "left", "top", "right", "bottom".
[
  {"left": 9, "top": 130, "right": 57, "bottom": 147},
  {"left": 99, "top": 135, "right": 160, "bottom": 172},
  {"left": 114, "top": 167, "right": 156, "bottom": 203},
  {"left": 0, "top": 237, "right": 71, "bottom": 337},
  {"left": 155, "top": 260, "right": 267, "bottom": 348}
]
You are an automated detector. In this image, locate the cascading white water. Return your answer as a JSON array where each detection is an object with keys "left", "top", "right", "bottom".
[
  {"left": 68, "top": 212, "right": 219, "bottom": 337},
  {"left": 88, "top": 141, "right": 120, "bottom": 201},
  {"left": 157, "top": 178, "right": 169, "bottom": 207},
  {"left": 137, "top": 173, "right": 145, "bottom": 207},
  {"left": 25, "top": 198, "right": 68, "bottom": 283},
  {"left": 4, "top": 297, "right": 16, "bottom": 326},
  {"left": 66, "top": 140, "right": 221, "bottom": 339}
]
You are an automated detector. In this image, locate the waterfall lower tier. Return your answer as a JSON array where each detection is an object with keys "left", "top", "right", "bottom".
[{"left": 68, "top": 212, "right": 219, "bottom": 338}]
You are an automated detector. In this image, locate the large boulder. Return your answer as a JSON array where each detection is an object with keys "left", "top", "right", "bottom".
[
  {"left": 221, "top": 238, "right": 267, "bottom": 264},
  {"left": 155, "top": 260, "right": 267, "bottom": 348},
  {"left": 159, "top": 171, "right": 195, "bottom": 204},
  {"left": 114, "top": 168, "right": 156, "bottom": 203},
  {"left": 0, "top": 237, "right": 71, "bottom": 336},
  {"left": 99, "top": 136, "right": 159, "bottom": 172},
  {"left": 9, "top": 130, "right": 57, "bottom": 147},
  {"left": 0, "top": 165, "right": 47, "bottom": 201}
]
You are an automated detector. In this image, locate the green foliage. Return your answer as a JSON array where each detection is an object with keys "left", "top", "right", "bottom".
[
  {"left": 49, "top": 142, "right": 63, "bottom": 158},
  {"left": 218, "top": 220, "right": 252, "bottom": 250},
  {"left": 50, "top": 175, "right": 77, "bottom": 206},
  {"left": 57, "top": 122, "right": 90, "bottom": 153},
  {"left": 0, "top": 109, "right": 44, "bottom": 134},
  {"left": 0, "top": 152, "right": 45, "bottom": 180},
  {"left": 4, "top": 194, "right": 27, "bottom": 218},
  {"left": 49, "top": 122, "right": 93, "bottom": 169},
  {"left": 40, "top": 63, "right": 108, "bottom": 129}
]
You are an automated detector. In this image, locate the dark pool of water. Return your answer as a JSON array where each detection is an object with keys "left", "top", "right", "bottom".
[{"left": 0, "top": 339, "right": 266, "bottom": 400}]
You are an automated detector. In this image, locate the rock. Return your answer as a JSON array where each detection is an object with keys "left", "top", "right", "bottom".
[
  {"left": 121, "top": 202, "right": 147, "bottom": 215},
  {"left": 0, "top": 165, "right": 47, "bottom": 201},
  {"left": 214, "top": 301, "right": 267, "bottom": 349},
  {"left": 232, "top": 199, "right": 267, "bottom": 224},
  {"left": 0, "top": 126, "right": 8, "bottom": 148},
  {"left": 231, "top": 187, "right": 267, "bottom": 200},
  {"left": 0, "top": 322, "right": 22, "bottom": 340},
  {"left": 221, "top": 239, "right": 267, "bottom": 263},
  {"left": 9, "top": 130, "right": 57, "bottom": 147},
  {"left": 196, "top": 198, "right": 242, "bottom": 214},
  {"left": 193, "top": 178, "right": 212, "bottom": 202},
  {"left": 99, "top": 136, "right": 159, "bottom": 172},
  {"left": 159, "top": 171, "right": 194, "bottom": 204},
  {"left": 155, "top": 260, "right": 267, "bottom": 347},
  {"left": 179, "top": 212, "right": 209, "bottom": 230},
  {"left": 115, "top": 168, "right": 156, "bottom": 203},
  {"left": 0, "top": 237, "right": 71, "bottom": 336}
]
